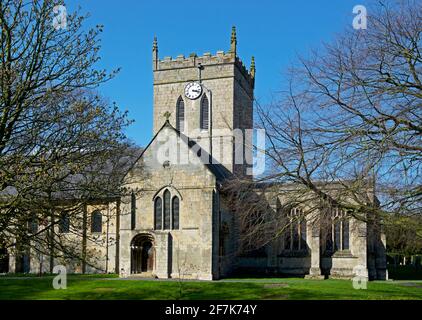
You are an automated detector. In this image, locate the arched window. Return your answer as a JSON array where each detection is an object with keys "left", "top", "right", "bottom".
[
  {"left": 200, "top": 94, "right": 209, "bottom": 130},
  {"left": 163, "top": 190, "right": 171, "bottom": 230},
  {"left": 176, "top": 97, "right": 185, "bottom": 132},
  {"left": 59, "top": 213, "right": 70, "bottom": 234},
  {"left": 91, "top": 211, "right": 102, "bottom": 233},
  {"left": 154, "top": 197, "right": 162, "bottom": 230},
  {"left": 284, "top": 207, "right": 307, "bottom": 251},
  {"left": 241, "top": 210, "right": 267, "bottom": 257},
  {"left": 323, "top": 208, "right": 349, "bottom": 254},
  {"left": 131, "top": 192, "right": 136, "bottom": 230},
  {"left": 172, "top": 197, "right": 179, "bottom": 230},
  {"left": 342, "top": 218, "right": 350, "bottom": 250},
  {"left": 154, "top": 189, "right": 181, "bottom": 230}
]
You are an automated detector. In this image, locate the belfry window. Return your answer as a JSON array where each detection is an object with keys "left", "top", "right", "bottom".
[
  {"left": 200, "top": 94, "right": 209, "bottom": 130},
  {"left": 176, "top": 97, "right": 185, "bottom": 132}
]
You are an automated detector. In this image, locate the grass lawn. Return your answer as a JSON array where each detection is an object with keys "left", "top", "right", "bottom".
[{"left": 0, "top": 275, "right": 422, "bottom": 300}]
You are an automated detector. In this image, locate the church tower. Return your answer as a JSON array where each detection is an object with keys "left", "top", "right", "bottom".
[{"left": 152, "top": 27, "right": 255, "bottom": 176}]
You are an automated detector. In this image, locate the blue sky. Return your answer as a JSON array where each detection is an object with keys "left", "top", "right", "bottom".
[{"left": 68, "top": 0, "right": 371, "bottom": 147}]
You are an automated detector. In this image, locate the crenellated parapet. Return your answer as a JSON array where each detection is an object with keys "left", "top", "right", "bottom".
[{"left": 152, "top": 27, "right": 255, "bottom": 88}]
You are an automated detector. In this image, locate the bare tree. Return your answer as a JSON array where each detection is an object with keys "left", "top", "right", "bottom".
[
  {"left": 227, "top": 0, "right": 421, "bottom": 250},
  {"left": 0, "top": 1, "right": 133, "bottom": 271}
]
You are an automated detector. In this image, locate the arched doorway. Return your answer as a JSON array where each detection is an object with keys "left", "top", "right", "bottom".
[{"left": 131, "top": 234, "right": 154, "bottom": 274}]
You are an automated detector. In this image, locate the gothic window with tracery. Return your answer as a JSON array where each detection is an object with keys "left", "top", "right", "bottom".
[
  {"left": 154, "top": 189, "right": 181, "bottom": 231},
  {"left": 323, "top": 207, "right": 350, "bottom": 254},
  {"left": 284, "top": 207, "right": 307, "bottom": 252}
]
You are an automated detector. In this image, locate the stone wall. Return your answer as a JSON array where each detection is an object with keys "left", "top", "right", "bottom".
[
  {"left": 152, "top": 50, "right": 254, "bottom": 175},
  {"left": 7, "top": 201, "right": 118, "bottom": 275},
  {"left": 120, "top": 126, "right": 218, "bottom": 280}
]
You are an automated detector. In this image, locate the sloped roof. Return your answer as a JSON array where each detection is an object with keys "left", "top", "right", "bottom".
[
  {"left": 0, "top": 145, "right": 143, "bottom": 201},
  {"left": 1, "top": 120, "right": 234, "bottom": 202},
  {"left": 126, "top": 120, "right": 233, "bottom": 183}
]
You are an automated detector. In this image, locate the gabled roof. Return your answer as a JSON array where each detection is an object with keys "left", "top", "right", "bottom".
[
  {"left": 125, "top": 120, "right": 233, "bottom": 183},
  {"left": 0, "top": 145, "right": 143, "bottom": 201}
]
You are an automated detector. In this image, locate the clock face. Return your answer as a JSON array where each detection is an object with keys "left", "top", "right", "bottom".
[{"left": 184, "top": 82, "right": 202, "bottom": 100}]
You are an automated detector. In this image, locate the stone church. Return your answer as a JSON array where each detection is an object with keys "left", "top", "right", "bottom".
[{"left": 2, "top": 28, "right": 387, "bottom": 280}]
